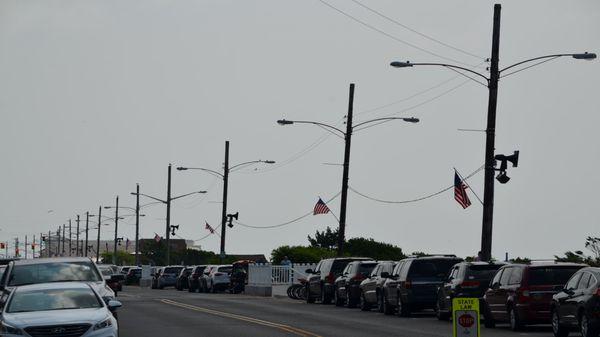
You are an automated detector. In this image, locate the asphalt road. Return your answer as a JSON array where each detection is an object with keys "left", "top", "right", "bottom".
[{"left": 118, "top": 286, "right": 555, "bottom": 337}]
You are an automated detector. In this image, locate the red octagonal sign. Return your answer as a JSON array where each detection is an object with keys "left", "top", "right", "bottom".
[{"left": 458, "top": 314, "right": 475, "bottom": 328}]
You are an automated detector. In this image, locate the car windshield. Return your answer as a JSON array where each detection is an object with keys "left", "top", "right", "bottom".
[
  {"left": 358, "top": 263, "right": 377, "bottom": 275},
  {"left": 164, "top": 267, "right": 183, "bottom": 274},
  {"left": 8, "top": 262, "right": 102, "bottom": 286},
  {"left": 466, "top": 264, "right": 503, "bottom": 280},
  {"left": 528, "top": 267, "right": 583, "bottom": 286},
  {"left": 98, "top": 267, "right": 113, "bottom": 276},
  {"left": 7, "top": 288, "right": 102, "bottom": 313},
  {"left": 408, "top": 259, "right": 461, "bottom": 280},
  {"left": 218, "top": 266, "right": 232, "bottom": 274}
]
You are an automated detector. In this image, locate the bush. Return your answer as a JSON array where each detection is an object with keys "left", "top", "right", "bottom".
[
  {"left": 345, "top": 238, "right": 406, "bottom": 261},
  {"left": 271, "top": 245, "right": 336, "bottom": 264}
]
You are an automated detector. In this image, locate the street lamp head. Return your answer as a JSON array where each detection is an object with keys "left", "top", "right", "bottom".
[
  {"left": 263, "top": 160, "right": 276, "bottom": 164},
  {"left": 103, "top": 206, "right": 112, "bottom": 209},
  {"left": 130, "top": 192, "right": 137, "bottom": 196},
  {"left": 402, "top": 117, "right": 420, "bottom": 123},
  {"left": 572, "top": 52, "right": 596, "bottom": 60},
  {"left": 390, "top": 61, "right": 413, "bottom": 68},
  {"left": 277, "top": 119, "right": 294, "bottom": 125},
  {"left": 176, "top": 167, "right": 188, "bottom": 171}
]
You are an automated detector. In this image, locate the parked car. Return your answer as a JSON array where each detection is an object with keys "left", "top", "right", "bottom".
[
  {"left": 199, "top": 265, "right": 217, "bottom": 292},
  {"left": 230, "top": 260, "right": 253, "bottom": 294},
  {"left": 97, "top": 264, "right": 124, "bottom": 293},
  {"left": 0, "top": 282, "right": 121, "bottom": 337},
  {"left": 0, "top": 265, "right": 6, "bottom": 279},
  {"left": 188, "top": 265, "right": 207, "bottom": 292},
  {"left": 359, "top": 261, "right": 396, "bottom": 312},
  {"left": 333, "top": 260, "right": 378, "bottom": 308},
  {"left": 125, "top": 267, "right": 142, "bottom": 285},
  {"left": 436, "top": 261, "right": 505, "bottom": 320},
  {"left": 153, "top": 266, "right": 184, "bottom": 289},
  {"left": 305, "top": 257, "right": 371, "bottom": 304},
  {"left": 119, "top": 265, "right": 135, "bottom": 275},
  {"left": 484, "top": 262, "right": 587, "bottom": 331},
  {"left": 207, "top": 265, "right": 233, "bottom": 293},
  {"left": 151, "top": 267, "right": 164, "bottom": 289},
  {"left": 551, "top": 266, "right": 600, "bottom": 337},
  {"left": 0, "top": 257, "right": 116, "bottom": 305},
  {"left": 382, "top": 255, "right": 463, "bottom": 316},
  {"left": 175, "top": 267, "right": 193, "bottom": 291}
]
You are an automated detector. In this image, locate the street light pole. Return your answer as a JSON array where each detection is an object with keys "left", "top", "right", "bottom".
[
  {"left": 76, "top": 215, "right": 80, "bottom": 257},
  {"left": 220, "top": 141, "right": 230, "bottom": 262},
  {"left": 68, "top": 220, "right": 72, "bottom": 257},
  {"left": 113, "top": 196, "right": 119, "bottom": 265},
  {"left": 337, "top": 83, "right": 354, "bottom": 256},
  {"left": 62, "top": 224, "right": 66, "bottom": 256},
  {"left": 166, "top": 164, "right": 172, "bottom": 265},
  {"left": 135, "top": 183, "right": 140, "bottom": 266},
  {"left": 85, "top": 212, "right": 90, "bottom": 257},
  {"left": 96, "top": 206, "right": 102, "bottom": 263}
]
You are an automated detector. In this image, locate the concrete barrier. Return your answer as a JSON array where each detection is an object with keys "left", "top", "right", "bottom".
[{"left": 245, "top": 285, "right": 272, "bottom": 297}]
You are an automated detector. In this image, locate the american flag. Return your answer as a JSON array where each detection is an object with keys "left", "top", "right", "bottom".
[
  {"left": 454, "top": 170, "right": 471, "bottom": 209},
  {"left": 154, "top": 233, "right": 162, "bottom": 243},
  {"left": 313, "top": 198, "right": 330, "bottom": 215},
  {"left": 205, "top": 222, "right": 215, "bottom": 234}
]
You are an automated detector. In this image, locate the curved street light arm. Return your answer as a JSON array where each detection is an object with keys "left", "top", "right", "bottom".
[
  {"left": 229, "top": 160, "right": 275, "bottom": 171},
  {"left": 392, "top": 62, "right": 490, "bottom": 83},
  {"left": 500, "top": 53, "right": 594, "bottom": 73},
  {"left": 176, "top": 167, "right": 224, "bottom": 178},
  {"left": 352, "top": 117, "right": 419, "bottom": 130},
  {"left": 104, "top": 206, "right": 136, "bottom": 211},
  {"left": 280, "top": 120, "right": 346, "bottom": 137},
  {"left": 131, "top": 192, "right": 166, "bottom": 204},
  {"left": 171, "top": 190, "right": 207, "bottom": 201}
]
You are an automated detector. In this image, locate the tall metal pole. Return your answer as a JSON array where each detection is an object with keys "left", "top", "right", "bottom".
[
  {"left": 25, "top": 235, "right": 28, "bottom": 259},
  {"left": 76, "top": 215, "right": 80, "bottom": 256},
  {"left": 481, "top": 4, "right": 502, "bottom": 262},
  {"left": 48, "top": 231, "right": 52, "bottom": 257},
  {"left": 62, "top": 224, "right": 66, "bottom": 256},
  {"left": 15, "top": 238, "right": 19, "bottom": 258},
  {"left": 219, "top": 141, "right": 230, "bottom": 263},
  {"left": 96, "top": 207, "right": 102, "bottom": 263},
  {"left": 113, "top": 196, "right": 119, "bottom": 265},
  {"left": 135, "top": 184, "right": 140, "bottom": 266},
  {"left": 33, "top": 235, "right": 36, "bottom": 258},
  {"left": 337, "top": 83, "right": 355, "bottom": 256},
  {"left": 56, "top": 228, "right": 61, "bottom": 256},
  {"left": 85, "top": 212, "right": 90, "bottom": 257},
  {"left": 68, "top": 219, "right": 72, "bottom": 256},
  {"left": 165, "top": 165, "right": 172, "bottom": 265}
]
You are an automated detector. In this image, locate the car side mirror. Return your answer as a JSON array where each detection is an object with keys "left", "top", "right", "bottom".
[
  {"left": 380, "top": 272, "right": 390, "bottom": 279},
  {"left": 305, "top": 269, "right": 313, "bottom": 274},
  {"left": 107, "top": 300, "right": 122, "bottom": 311}
]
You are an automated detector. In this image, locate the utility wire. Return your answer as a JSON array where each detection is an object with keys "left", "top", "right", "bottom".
[
  {"left": 232, "top": 191, "right": 342, "bottom": 229},
  {"left": 349, "top": 164, "right": 484, "bottom": 204},
  {"left": 349, "top": 0, "right": 484, "bottom": 60},
  {"left": 500, "top": 56, "right": 561, "bottom": 79},
  {"left": 317, "top": 0, "right": 480, "bottom": 67}
]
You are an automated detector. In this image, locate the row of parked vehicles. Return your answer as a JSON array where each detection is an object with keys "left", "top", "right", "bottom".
[
  {"left": 150, "top": 261, "right": 249, "bottom": 294},
  {"left": 0, "top": 257, "right": 123, "bottom": 336},
  {"left": 302, "top": 255, "right": 600, "bottom": 337}
]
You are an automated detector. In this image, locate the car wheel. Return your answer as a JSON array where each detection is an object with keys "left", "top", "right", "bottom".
[
  {"left": 321, "top": 285, "right": 332, "bottom": 305},
  {"left": 483, "top": 303, "right": 496, "bottom": 328},
  {"left": 552, "top": 308, "right": 569, "bottom": 337},
  {"left": 334, "top": 288, "right": 343, "bottom": 307},
  {"left": 580, "top": 311, "right": 598, "bottom": 337},
  {"left": 509, "top": 306, "right": 523, "bottom": 331},
  {"left": 360, "top": 292, "right": 370, "bottom": 311},
  {"left": 398, "top": 295, "right": 410, "bottom": 317},
  {"left": 436, "top": 300, "right": 450, "bottom": 321},
  {"left": 377, "top": 291, "right": 384, "bottom": 313},
  {"left": 306, "top": 285, "right": 315, "bottom": 304},
  {"left": 383, "top": 293, "right": 394, "bottom": 315}
]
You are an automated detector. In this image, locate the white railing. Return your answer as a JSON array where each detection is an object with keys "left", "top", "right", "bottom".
[
  {"left": 248, "top": 263, "right": 318, "bottom": 287},
  {"left": 248, "top": 263, "right": 272, "bottom": 286}
]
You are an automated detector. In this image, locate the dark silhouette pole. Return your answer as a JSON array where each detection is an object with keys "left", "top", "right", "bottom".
[
  {"left": 135, "top": 184, "right": 140, "bottom": 266},
  {"left": 96, "top": 206, "right": 102, "bottom": 263},
  {"left": 85, "top": 212, "right": 90, "bottom": 257},
  {"left": 220, "top": 141, "right": 229, "bottom": 262},
  {"left": 166, "top": 165, "right": 172, "bottom": 265},
  {"left": 113, "top": 196, "right": 119, "bottom": 265},
  {"left": 68, "top": 220, "right": 72, "bottom": 256},
  {"left": 76, "top": 215, "right": 80, "bottom": 256},
  {"left": 337, "top": 83, "right": 354, "bottom": 256}
]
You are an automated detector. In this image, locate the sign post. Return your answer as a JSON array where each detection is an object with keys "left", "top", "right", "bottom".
[{"left": 453, "top": 298, "right": 480, "bottom": 337}]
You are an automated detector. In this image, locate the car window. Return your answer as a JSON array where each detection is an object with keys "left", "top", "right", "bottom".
[
  {"left": 466, "top": 264, "right": 504, "bottom": 281},
  {"left": 508, "top": 267, "right": 523, "bottom": 285},
  {"left": 491, "top": 269, "right": 503, "bottom": 285},
  {"left": 314, "top": 261, "right": 322, "bottom": 273},
  {"left": 449, "top": 267, "right": 459, "bottom": 280},
  {"left": 408, "top": 259, "right": 461, "bottom": 280},
  {"left": 392, "top": 261, "right": 403, "bottom": 277},
  {"left": 217, "top": 266, "right": 232, "bottom": 274},
  {"left": 331, "top": 260, "right": 351, "bottom": 275},
  {"left": 589, "top": 274, "right": 598, "bottom": 288},
  {"left": 164, "top": 267, "right": 183, "bottom": 274},
  {"left": 370, "top": 265, "right": 380, "bottom": 277},
  {"left": 399, "top": 261, "right": 411, "bottom": 280},
  {"left": 499, "top": 268, "right": 512, "bottom": 286},
  {"left": 529, "top": 267, "right": 583, "bottom": 286},
  {"left": 565, "top": 273, "right": 582, "bottom": 290},
  {"left": 7, "top": 288, "right": 102, "bottom": 313},
  {"left": 577, "top": 273, "right": 591, "bottom": 290},
  {"left": 8, "top": 262, "right": 102, "bottom": 286},
  {"left": 358, "top": 263, "right": 377, "bottom": 276},
  {"left": 342, "top": 264, "right": 352, "bottom": 275}
]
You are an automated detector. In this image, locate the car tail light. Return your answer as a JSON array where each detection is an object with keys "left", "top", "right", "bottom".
[
  {"left": 326, "top": 273, "right": 335, "bottom": 284},
  {"left": 351, "top": 274, "right": 365, "bottom": 282},
  {"left": 460, "top": 281, "right": 480, "bottom": 289},
  {"left": 517, "top": 288, "right": 531, "bottom": 302}
]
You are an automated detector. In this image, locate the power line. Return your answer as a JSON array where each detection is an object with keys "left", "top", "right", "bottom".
[
  {"left": 316, "top": 0, "right": 481, "bottom": 67},
  {"left": 349, "top": 164, "right": 484, "bottom": 204},
  {"left": 349, "top": 0, "right": 484, "bottom": 60},
  {"left": 232, "top": 191, "right": 342, "bottom": 229}
]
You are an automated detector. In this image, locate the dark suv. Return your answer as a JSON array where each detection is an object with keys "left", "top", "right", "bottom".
[
  {"left": 382, "top": 255, "right": 463, "bottom": 316},
  {"left": 436, "top": 261, "right": 505, "bottom": 320},
  {"left": 175, "top": 267, "right": 193, "bottom": 290},
  {"left": 333, "top": 260, "right": 377, "bottom": 308},
  {"left": 359, "top": 261, "right": 396, "bottom": 312},
  {"left": 188, "top": 265, "right": 207, "bottom": 292},
  {"left": 305, "top": 257, "right": 371, "bottom": 304},
  {"left": 484, "top": 262, "right": 586, "bottom": 331},
  {"left": 551, "top": 267, "right": 600, "bottom": 337}
]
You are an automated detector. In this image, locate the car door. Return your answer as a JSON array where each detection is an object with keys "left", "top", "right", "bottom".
[
  {"left": 440, "top": 266, "right": 460, "bottom": 311},
  {"left": 309, "top": 261, "right": 323, "bottom": 296},
  {"left": 363, "top": 265, "right": 379, "bottom": 303},
  {"left": 485, "top": 267, "right": 509, "bottom": 320},
  {"left": 337, "top": 264, "right": 352, "bottom": 298},
  {"left": 560, "top": 272, "right": 583, "bottom": 325}
]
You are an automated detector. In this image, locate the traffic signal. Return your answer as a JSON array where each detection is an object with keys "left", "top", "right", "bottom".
[{"left": 0, "top": 243, "right": 5, "bottom": 249}]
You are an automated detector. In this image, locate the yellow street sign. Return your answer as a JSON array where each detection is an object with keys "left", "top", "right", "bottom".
[{"left": 453, "top": 298, "right": 480, "bottom": 337}]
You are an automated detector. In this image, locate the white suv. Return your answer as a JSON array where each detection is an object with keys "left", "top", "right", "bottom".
[{"left": 207, "top": 265, "right": 233, "bottom": 293}]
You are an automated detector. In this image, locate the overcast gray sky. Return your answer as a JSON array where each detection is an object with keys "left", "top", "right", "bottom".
[{"left": 1, "top": 0, "right": 599, "bottom": 261}]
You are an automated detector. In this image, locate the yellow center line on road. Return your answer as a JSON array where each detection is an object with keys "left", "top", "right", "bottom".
[{"left": 159, "top": 299, "right": 323, "bottom": 337}]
